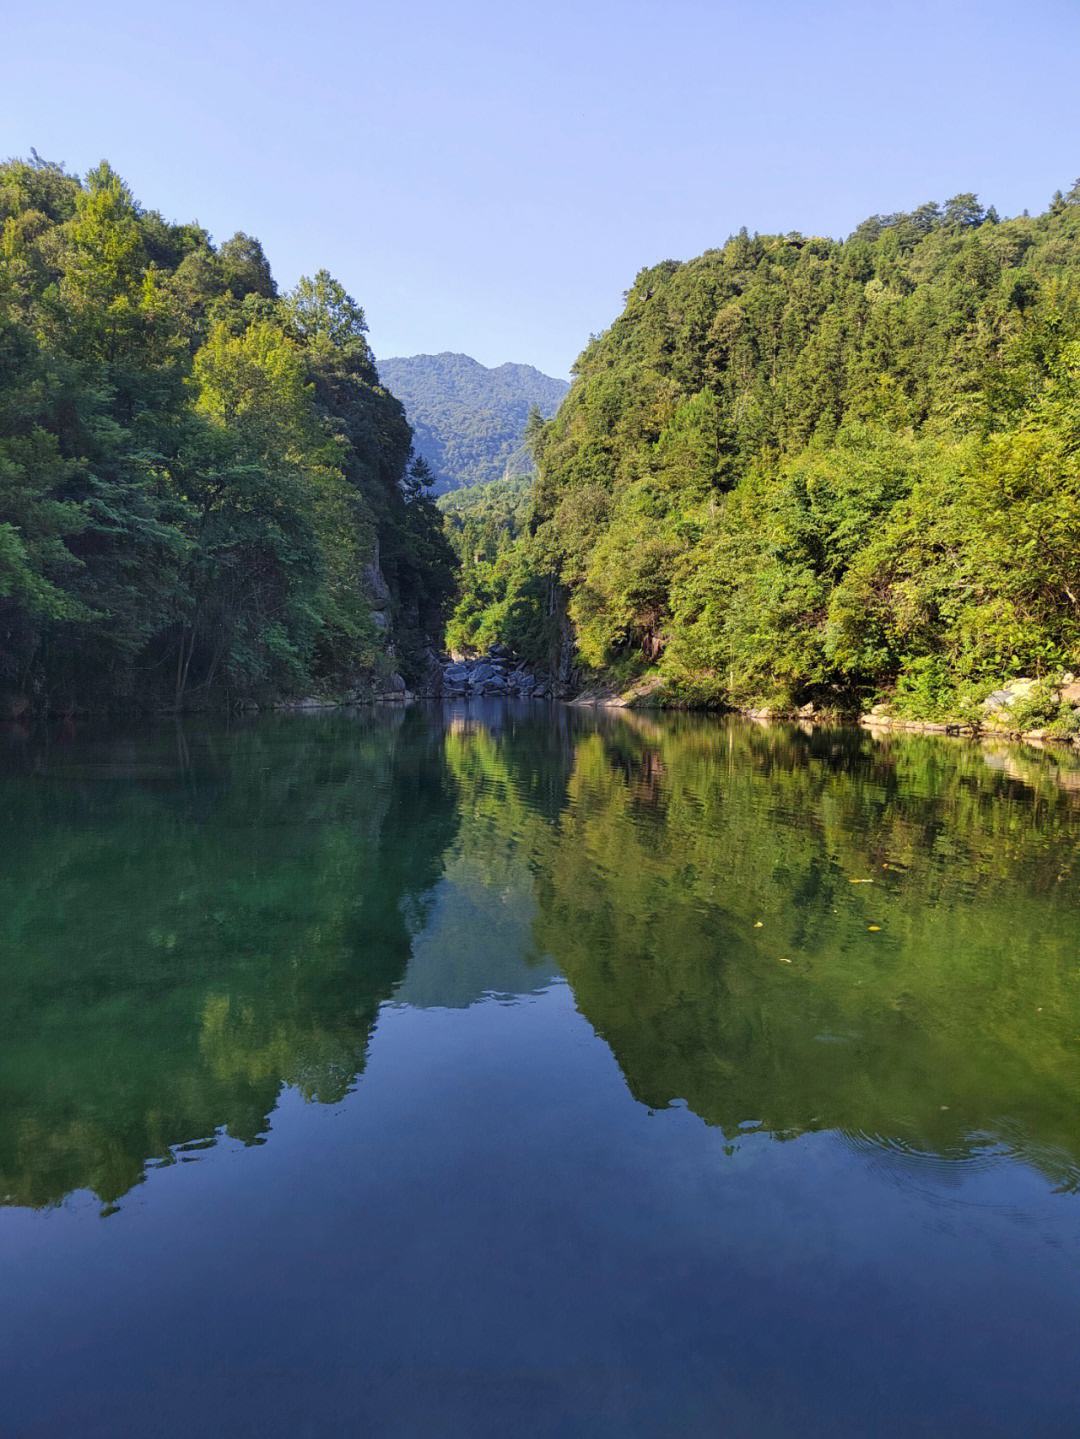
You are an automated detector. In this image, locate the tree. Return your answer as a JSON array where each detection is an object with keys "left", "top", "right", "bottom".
[
  {"left": 0, "top": 157, "right": 450, "bottom": 711},
  {"left": 465, "top": 182, "right": 1080, "bottom": 713}
]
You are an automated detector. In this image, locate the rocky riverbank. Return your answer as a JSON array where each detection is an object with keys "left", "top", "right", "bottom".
[
  {"left": 566, "top": 670, "right": 1080, "bottom": 747},
  {"left": 273, "top": 648, "right": 561, "bottom": 709},
  {"left": 440, "top": 647, "right": 559, "bottom": 699},
  {"left": 267, "top": 663, "right": 1080, "bottom": 753},
  {"left": 858, "top": 675, "right": 1080, "bottom": 746}
]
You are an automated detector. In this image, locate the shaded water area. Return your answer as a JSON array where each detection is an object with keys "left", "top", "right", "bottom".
[{"left": 2, "top": 705, "right": 1079, "bottom": 1436}]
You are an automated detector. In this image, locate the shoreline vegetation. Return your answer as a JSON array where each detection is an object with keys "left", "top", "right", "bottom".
[
  {"left": 448, "top": 188, "right": 1080, "bottom": 741},
  {"left": 0, "top": 155, "right": 454, "bottom": 720},
  {"left": 567, "top": 669, "right": 1080, "bottom": 749},
  {"left": 4, "top": 159, "right": 1079, "bottom": 746}
]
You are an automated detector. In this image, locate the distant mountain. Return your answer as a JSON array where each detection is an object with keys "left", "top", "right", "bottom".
[{"left": 377, "top": 352, "right": 568, "bottom": 494}]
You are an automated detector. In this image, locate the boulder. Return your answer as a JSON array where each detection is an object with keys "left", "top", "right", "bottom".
[
  {"left": 982, "top": 689, "right": 1016, "bottom": 711},
  {"left": 439, "top": 650, "right": 555, "bottom": 701}
]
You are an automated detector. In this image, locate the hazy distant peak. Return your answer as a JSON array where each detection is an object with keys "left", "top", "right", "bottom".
[{"left": 376, "top": 351, "right": 569, "bottom": 494}]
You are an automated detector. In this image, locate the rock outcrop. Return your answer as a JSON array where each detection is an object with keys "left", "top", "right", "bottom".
[
  {"left": 276, "top": 670, "right": 413, "bottom": 709},
  {"left": 440, "top": 647, "right": 556, "bottom": 699},
  {"left": 981, "top": 677, "right": 1040, "bottom": 715}
]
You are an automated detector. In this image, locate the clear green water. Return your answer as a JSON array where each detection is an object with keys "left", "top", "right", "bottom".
[{"left": 2, "top": 705, "right": 1079, "bottom": 1435}]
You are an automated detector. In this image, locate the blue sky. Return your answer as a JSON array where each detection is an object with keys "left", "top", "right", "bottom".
[{"left": 5, "top": 0, "right": 1079, "bottom": 377}]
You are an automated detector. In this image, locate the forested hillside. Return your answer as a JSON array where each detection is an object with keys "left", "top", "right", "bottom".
[
  {"left": 0, "top": 154, "right": 454, "bottom": 714},
  {"left": 436, "top": 475, "right": 537, "bottom": 655},
  {"left": 376, "top": 351, "right": 567, "bottom": 493},
  {"left": 474, "top": 188, "right": 1080, "bottom": 725}
]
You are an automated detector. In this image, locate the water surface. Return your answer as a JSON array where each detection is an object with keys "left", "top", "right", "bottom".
[{"left": 2, "top": 706, "right": 1079, "bottom": 1435}]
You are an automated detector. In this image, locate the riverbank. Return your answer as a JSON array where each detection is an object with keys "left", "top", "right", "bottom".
[
  {"left": 10, "top": 647, "right": 1080, "bottom": 759},
  {"left": 566, "top": 671, "right": 1080, "bottom": 749},
  {"left": 267, "top": 659, "right": 1080, "bottom": 757}
]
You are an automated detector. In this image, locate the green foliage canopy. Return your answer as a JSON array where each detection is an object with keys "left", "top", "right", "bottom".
[
  {"left": 483, "top": 189, "right": 1080, "bottom": 712},
  {"left": 0, "top": 155, "right": 455, "bottom": 711},
  {"left": 377, "top": 352, "right": 568, "bottom": 495}
]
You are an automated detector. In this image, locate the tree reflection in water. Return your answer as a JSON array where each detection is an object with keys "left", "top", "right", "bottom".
[{"left": 1, "top": 706, "right": 1078, "bottom": 1211}]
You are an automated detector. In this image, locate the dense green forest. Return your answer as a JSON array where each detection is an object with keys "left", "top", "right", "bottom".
[
  {"left": 8, "top": 160, "right": 1080, "bottom": 723},
  {"left": 0, "top": 154, "right": 454, "bottom": 714},
  {"left": 376, "top": 352, "right": 567, "bottom": 494},
  {"left": 466, "top": 188, "right": 1080, "bottom": 725},
  {"left": 436, "top": 472, "right": 542, "bottom": 655}
]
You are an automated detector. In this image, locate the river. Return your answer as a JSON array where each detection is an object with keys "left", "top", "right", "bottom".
[{"left": 2, "top": 705, "right": 1079, "bottom": 1435}]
